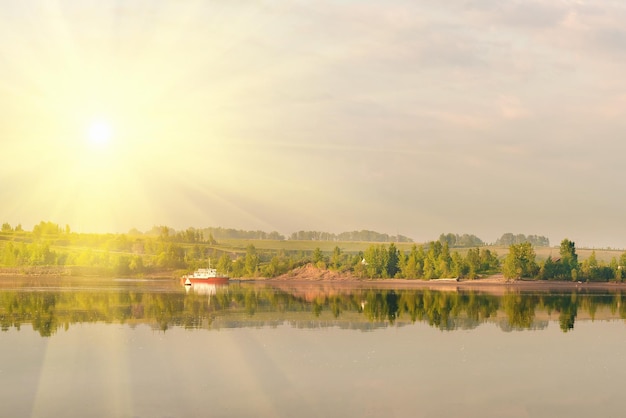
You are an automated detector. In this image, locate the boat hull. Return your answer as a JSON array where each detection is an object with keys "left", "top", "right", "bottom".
[{"left": 181, "top": 277, "right": 229, "bottom": 286}]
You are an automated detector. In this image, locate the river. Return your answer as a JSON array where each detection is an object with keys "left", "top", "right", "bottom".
[{"left": 1, "top": 277, "right": 625, "bottom": 417}]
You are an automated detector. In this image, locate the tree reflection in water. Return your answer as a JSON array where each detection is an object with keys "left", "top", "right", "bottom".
[{"left": 2, "top": 281, "right": 626, "bottom": 336}]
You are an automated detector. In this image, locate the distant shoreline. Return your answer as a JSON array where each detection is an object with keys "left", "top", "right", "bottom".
[
  {"left": 262, "top": 277, "right": 626, "bottom": 294},
  {"left": 1, "top": 266, "right": 626, "bottom": 293}
]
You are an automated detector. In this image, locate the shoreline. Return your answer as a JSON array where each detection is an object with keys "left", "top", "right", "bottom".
[
  {"left": 1, "top": 267, "right": 626, "bottom": 293},
  {"left": 262, "top": 277, "right": 626, "bottom": 294}
]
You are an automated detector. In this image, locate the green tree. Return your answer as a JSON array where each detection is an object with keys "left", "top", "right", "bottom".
[
  {"left": 231, "top": 257, "right": 245, "bottom": 277},
  {"left": 263, "top": 256, "right": 281, "bottom": 277},
  {"left": 386, "top": 243, "right": 399, "bottom": 278},
  {"left": 244, "top": 244, "right": 259, "bottom": 276},
  {"left": 610, "top": 257, "right": 621, "bottom": 282},
  {"left": 451, "top": 252, "right": 467, "bottom": 278},
  {"left": 312, "top": 247, "right": 324, "bottom": 264},
  {"left": 620, "top": 252, "right": 626, "bottom": 270},
  {"left": 331, "top": 246, "right": 343, "bottom": 270},
  {"left": 400, "top": 245, "right": 422, "bottom": 279},
  {"left": 581, "top": 250, "right": 598, "bottom": 279},
  {"left": 437, "top": 242, "right": 452, "bottom": 277},
  {"left": 216, "top": 253, "right": 233, "bottom": 275},
  {"left": 29, "top": 242, "right": 56, "bottom": 265},
  {"left": 129, "top": 256, "right": 145, "bottom": 273},
  {"left": 540, "top": 256, "right": 557, "bottom": 280},
  {"left": 465, "top": 248, "right": 481, "bottom": 279},
  {"left": 479, "top": 249, "right": 500, "bottom": 273},
  {"left": 559, "top": 238, "right": 579, "bottom": 280},
  {"left": 158, "top": 226, "right": 171, "bottom": 242},
  {"left": 32, "top": 221, "right": 61, "bottom": 238},
  {"left": 363, "top": 244, "right": 388, "bottom": 278},
  {"left": 156, "top": 244, "right": 185, "bottom": 268},
  {"left": 503, "top": 242, "right": 537, "bottom": 280},
  {"left": 2, "top": 242, "right": 17, "bottom": 266},
  {"left": 423, "top": 257, "right": 435, "bottom": 280}
]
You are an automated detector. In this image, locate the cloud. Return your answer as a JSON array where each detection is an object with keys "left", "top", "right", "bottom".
[
  {"left": 463, "top": 0, "right": 569, "bottom": 29},
  {"left": 497, "top": 95, "right": 531, "bottom": 120}
]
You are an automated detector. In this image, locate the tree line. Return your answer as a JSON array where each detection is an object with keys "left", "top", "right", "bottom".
[
  {"left": 306, "top": 241, "right": 500, "bottom": 280},
  {"left": 1, "top": 221, "right": 224, "bottom": 275},
  {"left": 289, "top": 230, "right": 413, "bottom": 242},
  {"left": 438, "top": 233, "right": 484, "bottom": 247},
  {"left": 5, "top": 221, "right": 558, "bottom": 248},
  {"left": 2, "top": 221, "right": 625, "bottom": 282},
  {"left": 2, "top": 224, "right": 495, "bottom": 279},
  {"left": 502, "top": 238, "right": 626, "bottom": 282},
  {"left": 495, "top": 233, "right": 550, "bottom": 247}
]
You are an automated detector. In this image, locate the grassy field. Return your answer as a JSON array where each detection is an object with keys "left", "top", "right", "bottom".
[
  {"left": 2, "top": 231, "right": 625, "bottom": 265},
  {"left": 216, "top": 239, "right": 418, "bottom": 254},
  {"left": 213, "top": 239, "right": 626, "bottom": 264}
]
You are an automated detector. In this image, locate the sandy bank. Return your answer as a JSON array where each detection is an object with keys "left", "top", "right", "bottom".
[{"left": 265, "top": 264, "right": 626, "bottom": 293}]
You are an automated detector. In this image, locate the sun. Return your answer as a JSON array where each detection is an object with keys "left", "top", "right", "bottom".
[{"left": 87, "top": 120, "right": 112, "bottom": 147}]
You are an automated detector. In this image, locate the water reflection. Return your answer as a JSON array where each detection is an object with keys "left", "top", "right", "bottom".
[
  {"left": 1, "top": 279, "right": 626, "bottom": 336},
  {"left": 184, "top": 281, "right": 227, "bottom": 296}
]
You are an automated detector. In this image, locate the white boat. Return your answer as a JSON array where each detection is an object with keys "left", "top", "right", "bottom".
[{"left": 181, "top": 268, "right": 229, "bottom": 286}]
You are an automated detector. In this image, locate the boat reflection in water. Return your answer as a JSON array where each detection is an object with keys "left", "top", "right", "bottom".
[{"left": 184, "top": 281, "right": 228, "bottom": 296}]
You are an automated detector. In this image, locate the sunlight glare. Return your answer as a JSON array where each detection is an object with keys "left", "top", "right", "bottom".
[{"left": 88, "top": 120, "right": 112, "bottom": 147}]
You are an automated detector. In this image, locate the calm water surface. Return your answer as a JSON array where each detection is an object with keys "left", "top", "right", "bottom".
[{"left": 1, "top": 278, "right": 626, "bottom": 418}]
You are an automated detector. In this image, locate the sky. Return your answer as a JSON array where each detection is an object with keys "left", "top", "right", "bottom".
[{"left": 1, "top": 0, "right": 626, "bottom": 248}]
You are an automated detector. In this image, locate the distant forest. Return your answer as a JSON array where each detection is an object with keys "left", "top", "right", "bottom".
[
  {"left": 131, "top": 226, "right": 548, "bottom": 247},
  {"left": 132, "top": 226, "right": 413, "bottom": 243},
  {"left": 289, "top": 230, "right": 413, "bottom": 242},
  {"left": 494, "top": 233, "right": 550, "bottom": 247}
]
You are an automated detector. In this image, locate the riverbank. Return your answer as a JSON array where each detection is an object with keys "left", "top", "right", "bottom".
[
  {"left": 264, "top": 277, "right": 626, "bottom": 296},
  {"left": 266, "top": 264, "right": 626, "bottom": 293},
  {"left": 2, "top": 265, "right": 626, "bottom": 293},
  {"left": 0, "top": 266, "right": 182, "bottom": 279}
]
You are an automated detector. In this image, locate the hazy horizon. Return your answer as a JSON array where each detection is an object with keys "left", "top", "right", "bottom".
[
  {"left": 2, "top": 1, "right": 626, "bottom": 248},
  {"left": 1, "top": 221, "right": 616, "bottom": 252}
]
